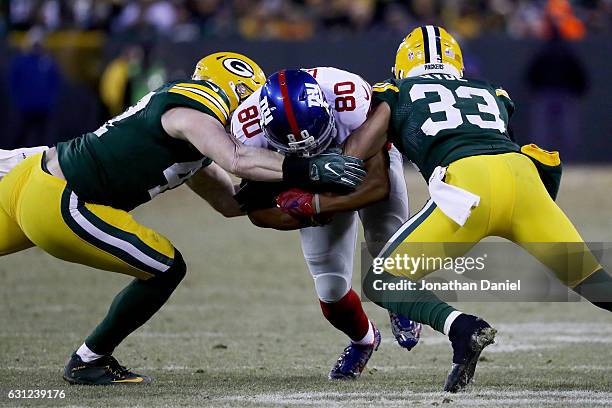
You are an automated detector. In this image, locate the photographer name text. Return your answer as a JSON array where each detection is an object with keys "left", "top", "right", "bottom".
[{"left": 372, "top": 279, "right": 521, "bottom": 292}]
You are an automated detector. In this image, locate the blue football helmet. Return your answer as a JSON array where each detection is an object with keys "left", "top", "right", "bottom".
[{"left": 259, "top": 69, "right": 336, "bottom": 157}]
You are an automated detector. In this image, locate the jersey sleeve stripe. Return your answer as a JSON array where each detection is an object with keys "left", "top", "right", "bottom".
[
  {"left": 175, "top": 82, "right": 230, "bottom": 115},
  {"left": 373, "top": 83, "right": 399, "bottom": 93},
  {"left": 169, "top": 88, "right": 227, "bottom": 124},
  {"left": 495, "top": 88, "right": 510, "bottom": 99},
  {"left": 172, "top": 85, "right": 229, "bottom": 118},
  {"left": 172, "top": 86, "right": 229, "bottom": 119}
]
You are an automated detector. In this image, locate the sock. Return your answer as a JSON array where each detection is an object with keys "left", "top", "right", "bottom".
[
  {"left": 76, "top": 342, "right": 104, "bottom": 363},
  {"left": 365, "top": 270, "right": 458, "bottom": 334},
  {"left": 447, "top": 314, "right": 483, "bottom": 364},
  {"left": 85, "top": 251, "right": 186, "bottom": 355},
  {"left": 574, "top": 268, "right": 612, "bottom": 312},
  {"left": 443, "top": 310, "right": 463, "bottom": 335},
  {"left": 353, "top": 321, "right": 375, "bottom": 345},
  {"left": 320, "top": 289, "right": 370, "bottom": 343}
]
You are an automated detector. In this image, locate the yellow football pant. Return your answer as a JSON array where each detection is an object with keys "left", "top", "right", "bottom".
[
  {"left": 382, "top": 152, "right": 601, "bottom": 288},
  {"left": 0, "top": 154, "right": 176, "bottom": 280}
]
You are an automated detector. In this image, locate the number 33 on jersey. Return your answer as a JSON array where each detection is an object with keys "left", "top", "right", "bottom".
[
  {"left": 231, "top": 67, "right": 372, "bottom": 149},
  {"left": 372, "top": 74, "right": 518, "bottom": 179}
]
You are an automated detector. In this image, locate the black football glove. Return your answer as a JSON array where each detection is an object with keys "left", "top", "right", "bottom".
[
  {"left": 234, "top": 179, "right": 288, "bottom": 212},
  {"left": 282, "top": 153, "right": 366, "bottom": 192}
]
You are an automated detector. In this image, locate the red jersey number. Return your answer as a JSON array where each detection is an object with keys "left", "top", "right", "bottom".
[
  {"left": 237, "top": 105, "right": 262, "bottom": 138},
  {"left": 333, "top": 81, "right": 356, "bottom": 112}
]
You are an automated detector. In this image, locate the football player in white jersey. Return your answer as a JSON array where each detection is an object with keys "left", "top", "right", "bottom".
[{"left": 231, "top": 68, "right": 422, "bottom": 379}]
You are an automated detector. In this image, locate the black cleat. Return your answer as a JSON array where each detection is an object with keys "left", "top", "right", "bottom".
[
  {"left": 63, "top": 353, "right": 151, "bottom": 385},
  {"left": 444, "top": 314, "right": 496, "bottom": 393}
]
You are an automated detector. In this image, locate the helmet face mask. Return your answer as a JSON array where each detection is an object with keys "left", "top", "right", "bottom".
[
  {"left": 259, "top": 70, "right": 337, "bottom": 157},
  {"left": 272, "top": 113, "right": 336, "bottom": 157},
  {"left": 192, "top": 52, "right": 266, "bottom": 112},
  {"left": 393, "top": 26, "right": 464, "bottom": 79}
]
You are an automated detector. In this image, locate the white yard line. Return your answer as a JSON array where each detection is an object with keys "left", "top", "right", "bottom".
[
  {"left": 6, "top": 363, "right": 611, "bottom": 373},
  {"left": 368, "top": 364, "right": 612, "bottom": 372},
  {"left": 215, "top": 390, "right": 612, "bottom": 407}
]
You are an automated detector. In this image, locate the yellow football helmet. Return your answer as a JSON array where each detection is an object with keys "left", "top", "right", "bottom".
[
  {"left": 192, "top": 52, "right": 266, "bottom": 112},
  {"left": 393, "top": 26, "right": 464, "bottom": 79}
]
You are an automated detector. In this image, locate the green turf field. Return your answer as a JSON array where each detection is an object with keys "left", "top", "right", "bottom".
[{"left": 1, "top": 167, "right": 611, "bottom": 407}]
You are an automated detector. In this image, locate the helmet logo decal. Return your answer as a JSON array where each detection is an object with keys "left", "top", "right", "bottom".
[
  {"left": 305, "top": 83, "right": 326, "bottom": 108},
  {"left": 222, "top": 58, "right": 255, "bottom": 78},
  {"left": 260, "top": 95, "right": 275, "bottom": 126}
]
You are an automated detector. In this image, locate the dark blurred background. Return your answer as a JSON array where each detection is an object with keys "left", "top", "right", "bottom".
[{"left": 0, "top": 0, "right": 610, "bottom": 161}]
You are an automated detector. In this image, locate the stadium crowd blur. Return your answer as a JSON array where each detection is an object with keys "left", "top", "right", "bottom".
[
  {"left": 1, "top": 0, "right": 610, "bottom": 158},
  {"left": 3, "top": 0, "right": 610, "bottom": 40}
]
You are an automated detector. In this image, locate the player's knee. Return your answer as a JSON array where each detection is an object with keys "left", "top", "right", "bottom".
[
  {"left": 304, "top": 251, "right": 350, "bottom": 276},
  {"left": 159, "top": 249, "right": 186, "bottom": 287},
  {"left": 314, "top": 274, "right": 351, "bottom": 303},
  {"left": 305, "top": 253, "right": 352, "bottom": 302}
]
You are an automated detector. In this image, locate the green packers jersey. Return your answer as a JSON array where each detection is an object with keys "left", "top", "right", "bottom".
[
  {"left": 57, "top": 79, "right": 232, "bottom": 211},
  {"left": 373, "top": 74, "right": 519, "bottom": 179}
]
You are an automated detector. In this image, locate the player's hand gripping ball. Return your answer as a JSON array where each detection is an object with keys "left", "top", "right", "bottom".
[
  {"left": 276, "top": 189, "right": 334, "bottom": 226},
  {"left": 277, "top": 188, "right": 315, "bottom": 217}
]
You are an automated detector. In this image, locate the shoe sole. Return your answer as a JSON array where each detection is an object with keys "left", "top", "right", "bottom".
[
  {"left": 390, "top": 318, "right": 422, "bottom": 352},
  {"left": 63, "top": 374, "right": 152, "bottom": 385},
  {"left": 395, "top": 337, "right": 419, "bottom": 351},
  {"left": 444, "top": 326, "right": 497, "bottom": 393},
  {"left": 461, "top": 326, "right": 497, "bottom": 387}
]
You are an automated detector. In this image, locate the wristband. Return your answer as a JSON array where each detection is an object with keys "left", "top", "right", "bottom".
[{"left": 313, "top": 193, "right": 320, "bottom": 214}]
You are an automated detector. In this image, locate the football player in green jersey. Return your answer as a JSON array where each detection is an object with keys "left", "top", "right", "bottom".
[
  {"left": 0, "top": 52, "right": 366, "bottom": 385},
  {"left": 283, "top": 26, "right": 611, "bottom": 392}
]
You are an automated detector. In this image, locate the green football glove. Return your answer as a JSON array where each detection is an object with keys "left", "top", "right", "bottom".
[{"left": 282, "top": 153, "right": 366, "bottom": 192}]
